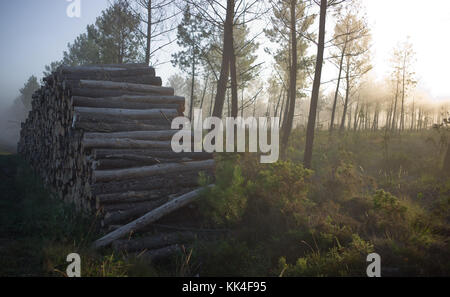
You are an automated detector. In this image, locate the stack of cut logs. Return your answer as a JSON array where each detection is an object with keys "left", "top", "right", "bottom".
[{"left": 18, "top": 64, "right": 215, "bottom": 257}]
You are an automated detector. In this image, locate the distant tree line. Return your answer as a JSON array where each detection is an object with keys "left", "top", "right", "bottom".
[{"left": 12, "top": 0, "right": 450, "bottom": 172}]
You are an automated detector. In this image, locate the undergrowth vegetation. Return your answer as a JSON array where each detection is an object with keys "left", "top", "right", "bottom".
[
  {"left": 1, "top": 130, "right": 449, "bottom": 276},
  {"left": 192, "top": 130, "right": 450, "bottom": 276}
]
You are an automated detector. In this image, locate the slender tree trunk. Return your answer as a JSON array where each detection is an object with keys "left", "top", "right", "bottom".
[
  {"left": 209, "top": 83, "right": 215, "bottom": 117},
  {"left": 279, "top": 92, "right": 286, "bottom": 126},
  {"left": 199, "top": 74, "right": 209, "bottom": 110},
  {"left": 145, "top": 0, "right": 152, "bottom": 65},
  {"left": 304, "top": 0, "right": 327, "bottom": 169},
  {"left": 400, "top": 54, "right": 407, "bottom": 131},
  {"left": 354, "top": 100, "right": 359, "bottom": 131},
  {"left": 391, "top": 78, "right": 400, "bottom": 132},
  {"left": 330, "top": 43, "right": 346, "bottom": 134},
  {"left": 189, "top": 54, "right": 196, "bottom": 121},
  {"left": 230, "top": 36, "right": 238, "bottom": 118},
  {"left": 212, "top": 0, "right": 234, "bottom": 118},
  {"left": 227, "top": 89, "right": 231, "bottom": 117},
  {"left": 274, "top": 88, "right": 284, "bottom": 120},
  {"left": 386, "top": 98, "right": 393, "bottom": 130},
  {"left": 339, "top": 60, "right": 350, "bottom": 132},
  {"left": 241, "top": 88, "right": 244, "bottom": 117},
  {"left": 281, "top": 0, "right": 298, "bottom": 159}
]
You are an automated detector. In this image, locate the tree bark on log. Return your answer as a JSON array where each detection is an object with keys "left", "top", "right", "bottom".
[
  {"left": 94, "top": 159, "right": 215, "bottom": 182},
  {"left": 73, "top": 121, "right": 171, "bottom": 133},
  {"left": 93, "top": 185, "right": 213, "bottom": 249},
  {"left": 65, "top": 75, "right": 162, "bottom": 86},
  {"left": 83, "top": 138, "right": 172, "bottom": 150},
  {"left": 91, "top": 171, "right": 210, "bottom": 195},
  {"left": 79, "top": 80, "right": 174, "bottom": 96},
  {"left": 59, "top": 65, "right": 155, "bottom": 75},
  {"left": 97, "top": 189, "right": 173, "bottom": 205},
  {"left": 70, "top": 88, "right": 155, "bottom": 98},
  {"left": 74, "top": 107, "right": 179, "bottom": 120},
  {"left": 84, "top": 130, "right": 177, "bottom": 141},
  {"left": 73, "top": 96, "right": 184, "bottom": 110},
  {"left": 93, "top": 149, "right": 212, "bottom": 160}
]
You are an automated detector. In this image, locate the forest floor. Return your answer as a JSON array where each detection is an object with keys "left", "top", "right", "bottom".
[{"left": 0, "top": 131, "right": 449, "bottom": 277}]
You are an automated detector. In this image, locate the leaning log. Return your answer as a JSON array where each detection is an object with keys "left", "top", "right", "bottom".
[{"left": 93, "top": 185, "right": 214, "bottom": 249}]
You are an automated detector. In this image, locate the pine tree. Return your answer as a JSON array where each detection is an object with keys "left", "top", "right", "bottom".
[
  {"left": 19, "top": 76, "right": 40, "bottom": 111},
  {"left": 172, "top": 5, "right": 208, "bottom": 120}
]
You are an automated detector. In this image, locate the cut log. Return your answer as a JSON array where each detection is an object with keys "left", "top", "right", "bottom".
[
  {"left": 95, "top": 155, "right": 211, "bottom": 170},
  {"left": 83, "top": 138, "right": 172, "bottom": 150},
  {"left": 84, "top": 130, "right": 177, "bottom": 141},
  {"left": 93, "top": 185, "right": 213, "bottom": 249},
  {"left": 65, "top": 75, "right": 162, "bottom": 86},
  {"left": 94, "top": 159, "right": 215, "bottom": 182},
  {"left": 96, "top": 189, "right": 171, "bottom": 205},
  {"left": 102, "top": 198, "right": 169, "bottom": 226},
  {"left": 101, "top": 199, "right": 170, "bottom": 213},
  {"left": 91, "top": 171, "right": 209, "bottom": 195},
  {"left": 74, "top": 121, "right": 171, "bottom": 133},
  {"left": 93, "top": 149, "right": 212, "bottom": 161},
  {"left": 74, "top": 107, "right": 179, "bottom": 120},
  {"left": 71, "top": 87, "right": 152, "bottom": 98},
  {"left": 79, "top": 80, "right": 174, "bottom": 96},
  {"left": 78, "top": 95, "right": 184, "bottom": 104},
  {"left": 73, "top": 96, "right": 182, "bottom": 110},
  {"left": 113, "top": 232, "right": 196, "bottom": 252},
  {"left": 59, "top": 64, "right": 154, "bottom": 75},
  {"left": 95, "top": 158, "right": 162, "bottom": 170}
]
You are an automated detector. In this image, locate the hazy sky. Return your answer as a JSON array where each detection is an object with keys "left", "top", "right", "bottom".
[
  {"left": 365, "top": 0, "right": 450, "bottom": 101},
  {"left": 0, "top": 0, "right": 108, "bottom": 105},
  {"left": 1, "top": 0, "right": 449, "bottom": 107}
]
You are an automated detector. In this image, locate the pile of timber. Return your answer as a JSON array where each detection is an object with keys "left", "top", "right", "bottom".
[{"left": 18, "top": 64, "right": 215, "bottom": 254}]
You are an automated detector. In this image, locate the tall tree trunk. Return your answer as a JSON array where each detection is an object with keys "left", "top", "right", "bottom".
[
  {"left": 212, "top": 0, "right": 234, "bottom": 118},
  {"left": 280, "top": 0, "right": 298, "bottom": 159},
  {"left": 145, "top": 0, "right": 152, "bottom": 65},
  {"left": 209, "top": 83, "right": 215, "bottom": 117},
  {"left": 230, "top": 35, "right": 238, "bottom": 118},
  {"left": 274, "top": 88, "right": 284, "bottom": 120},
  {"left": 391, "top": 78, "right": 400, "bottom": 132},
  {"left": 279, "top": 92, "right": 286, "bottom": 126},
  {"left": 339, "top": 60, "right": 350, "bottom": 133},
  {"left": 199, "top": 73, "right": 209, "bottom": 110},
  {"left": 304, "top": 0, "right": 327, "bottom": 169},
  {"left": 354, "top": 100, "right": 360, "bottom": 131},
  {"left": 330, "top": 42, "right": 346, "bottom": 134},
  {"left": 189, "top": 54, "right": 196, "bottom": 121},
  {"left": 241, "top": 88, "right": 244, "bottom": 117},
  {"left": 400, "top": 54, "right": 407, "bottom": 131}
]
